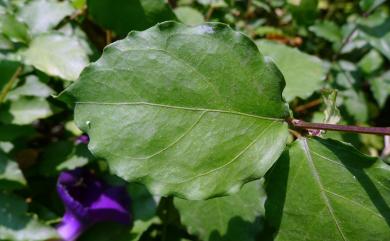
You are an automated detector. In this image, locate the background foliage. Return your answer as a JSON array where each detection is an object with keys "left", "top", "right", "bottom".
[{"left": 0, "top": 0, "right": 390, "bottom": 240}]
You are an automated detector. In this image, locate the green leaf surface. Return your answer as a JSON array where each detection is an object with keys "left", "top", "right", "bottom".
[
  {"left": 309, "top": 20, "right": 342, "bottom": 43},
  {"left": 288, "top": 0, "right": 318, "bottom": 25},
  {"left": 174, "top": 180, "right": 265, "bottom": 241},
  {"left": 18, "top": 0, "right": 74, "bottom": 34},
  {"left": 256, "top": 40, "right": 325, "bottom": 101},
  {"left": 87, "top": 0, "right": 177, "bottom": 36},
  {"left": 370, "top": 70, "right": 390, "bottom": 107},
  {"left": 39, "top": 141, "right": 92, "bottom": 176},
  {"left": 174, "top": 7, "right": 204, "bottom": 25},
  {"left": 359, "top": 17, "right": 390, "bottom": 60},
  {"left": 0, "top": 151, "right": 26, "bottom": 189},
  {"left": 0, "top": 60, "right": 20, "bottom": 93},
  {"left": 22, "top": 33, "right": 89, "bottom": 80},
  {"left": 0, "top": 192, "right": 59, "bottom": 241},
  {"left": 7, "top": 75, "right": 54, "bottom": 100},
  {"left": 63, "top": 21, "right": 289, "bottom": 200},
  {"left": 0, "top": 13, "right": 30, "bottom": 43},
  {"left": 0, "top": 97, "right": 54, "bottom": 125},
  {"left": 266, "top": 138, "right": 390, "bottom": 241},
  {"left": 359, "top": 0, "right": 387, "bottom": 12},
  {"left": 358, "top": 49, "right": 383, "bottom": 74}
]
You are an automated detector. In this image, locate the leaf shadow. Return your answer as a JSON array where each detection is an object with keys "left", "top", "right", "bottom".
[
  {"left": 208, "top": 216, "right": 263, "bottom": 241},
  {"left": 262, "top": 150, "right": 289, "bottom": 239},
  {"left": 317, "top": 138, "right": 390, "bottom": 228}
]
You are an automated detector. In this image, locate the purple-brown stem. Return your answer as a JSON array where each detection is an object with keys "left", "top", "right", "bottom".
[{"left": 289, "top": 119, "right": 390, "bottom": 136}]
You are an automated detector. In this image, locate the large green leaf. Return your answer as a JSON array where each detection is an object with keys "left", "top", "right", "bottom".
[
  {"left": 0, "top": 192, "right": 59, "bottom": 241},
  {"left": 87, "top": 0, "right": 177, "bottom": 36},
  {"left": 256, "top": 40, "right": 325, "bottom": 101},
  {"left": 62, "top": 21, "right": 289, "bottom": 200},
  {"left": 22, "top": 33, "right": 89, "bottom": 80},
  {"left": 174, "top": 180, "right": 265, "bottom": 241},
  {"left": 266, "top": 137, "right": 390, "bottom": 241},
  {"left": 0, "top": 151, "right": 26, "bottom": 189},
  {"left": 18, "top": 0, "right": 74, "bottom": 35}
]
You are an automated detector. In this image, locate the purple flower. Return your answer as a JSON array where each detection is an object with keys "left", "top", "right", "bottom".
[
  {"left": 56, "top": 168, "right": 131, "bottom": 241},
  {"left": 76, "top": 134, "right": 89, "bottom": 145}
]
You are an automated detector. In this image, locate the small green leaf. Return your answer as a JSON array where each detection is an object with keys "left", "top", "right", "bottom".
[
  {"left": 0, "top": 60, "right": 20, "bottom": 95},
  {"left": 0, "top": 97, "right": 54, "bottom": 125},
  {"left": 174, "top": 180, "right": 265, "bottom": 241},
  {"left": 63, "top": 21, "right": 289, "bottom": 200},
  {"left": 0, "top": 192, "right": 59, "bottom": 241},
  {"left": 87, "top": 0, "right": 177, "bottom": 36},
  {"left": 0, "top": 151, "right": 26, "bottom": 189},
  {"left": 0, "top": 13, "right": 30, "bottom": 43},
  {"left": 359, "top": 17, "right": 390, "bottom": 60},
  {"left": 7, "top": 75, "right": 54, "bottom": 100},
  {"left": 22, "top": 33, "right": 89, "bottom": 80},
  {"left": 266, "top": 138, "right": 390, "bottom": 241},
  {"left": 358, "top": 49, "right": 383, "bottom": 74},
  {"left": 174, "top": 7, "right": 204, "bottom": 25},
  {"left": 370, "top": 71, "right": 390, "bottom": 107},
  {"left": 322, "top": 89, "right": 340, "bottom": 125},
  {"left": 18, "top": 0, "right": 74, "bottom": 34},
  {"left": 309, "top": 20, "right": 342, "bottom": 43},
  {"left": 256, "top": 40, "right": 325, "bottom": 101},
  {"left": 288, "top": 0, "right": 319, "bottom": 25},
  {"left": 359, "top": 0, "right": 386, "bottom": 12}
]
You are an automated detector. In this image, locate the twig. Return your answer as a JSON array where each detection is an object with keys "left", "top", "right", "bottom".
[
  {"left": 105, "top": 30, "right": 112, "bottom": 45},
  {"left": 294, "top": 99, "right": 322, "bottom": 113},
  {"left": 289, "top": 119, "right": 390, "bottom": 135},
  {"left": 205, "top": 5, "right": 215, "bottom": 21},
  {"left": 0, "top": 66, "right": 22, "bottom": 103}
]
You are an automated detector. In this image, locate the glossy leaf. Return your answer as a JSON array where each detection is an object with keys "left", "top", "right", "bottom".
[
  {"left": 0, "top": 192, "right": 59, "bottom": 241},
  {"left": 63, "top": 21, "right": 289, "bottom": 200},
  {"left": 266, "top": 138, "right": 390, "bottom": 241},
  {"left": 309, "top": 20, "right": 342, "bottom": 43},
  {"left": 0, "top": 151, "right": 26, "bottom": 189},
  {"left": 256, "top": 40, "right": 325, "bottom": 101},
  {"left": 7, "top": 75, "right": 54, "bottom": 100},
  {"left": 22, "top": 33, "right": 89, "bottom": 80},
  {"left": 358, "top": 49, "right": 383, "bottom": 74},
  {"left": 18, "top": 0, "right": 74, "bottom": 34},
  {"left": 174, "top": 180, "right": 265, "bottom": 241},
  {"left": 87, "top": 0, "right": 177, "bottom": 36}
]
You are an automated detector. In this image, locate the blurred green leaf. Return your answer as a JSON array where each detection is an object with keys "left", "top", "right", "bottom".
[
  {"left": 257, "top": 40, "right": 325, "bottom": 101},
  {"left": 0, "top": 97, "right": 54, "bottom": 125},
  {"left": 359, "top": 0, "right": 386, "bottom": 13},
  {"left": 0, "top": 13, "right": 30, "bottom": 43},
  {"left": 309, "top": 20, "right": 342, "bottom": 43},
  {"left": 0, "top": 192, "right": 59, "bottom": 241},
  {"left": 174, "top": 7, "right": 204, "bottom": 25},
  {"left": 288, "top": 0, "right": 319, "bottom": 25},
  {"left": 370, "top": 71, "right": 390, "bottom": 107},
  {"left": 175, "top": 180, "right": 265, "bottom": 241},
  {"left": 22, "top": 33, "right": 89, "bottom": 80},
  {"left": 0, "top": 151, "right": 26, "bottom": 189},
  {"left": 322, "top": 89, "right": 341, "bottom": 125},
  {"left": 358, "top": 49, "right": 383, "bottom": 74},
  {"left": 18, "top": 0, "right": 74, "bottom": 34},
  {"left": 7, "top": 75, "right": 54, "bottom": 100},
  {"left": 87, "top": 0, "right": 177, "bottom": 36},
  {"left": 359, "top": 17, "right": 390, "bottom": 60}
]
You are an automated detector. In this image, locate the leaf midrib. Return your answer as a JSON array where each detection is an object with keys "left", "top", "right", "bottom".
[
  {"left": 301, "top": 138, "right": 348, "bottom": 241},
  {"left": 76, "top": 101, "right": 284, "bottom": 121}
]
